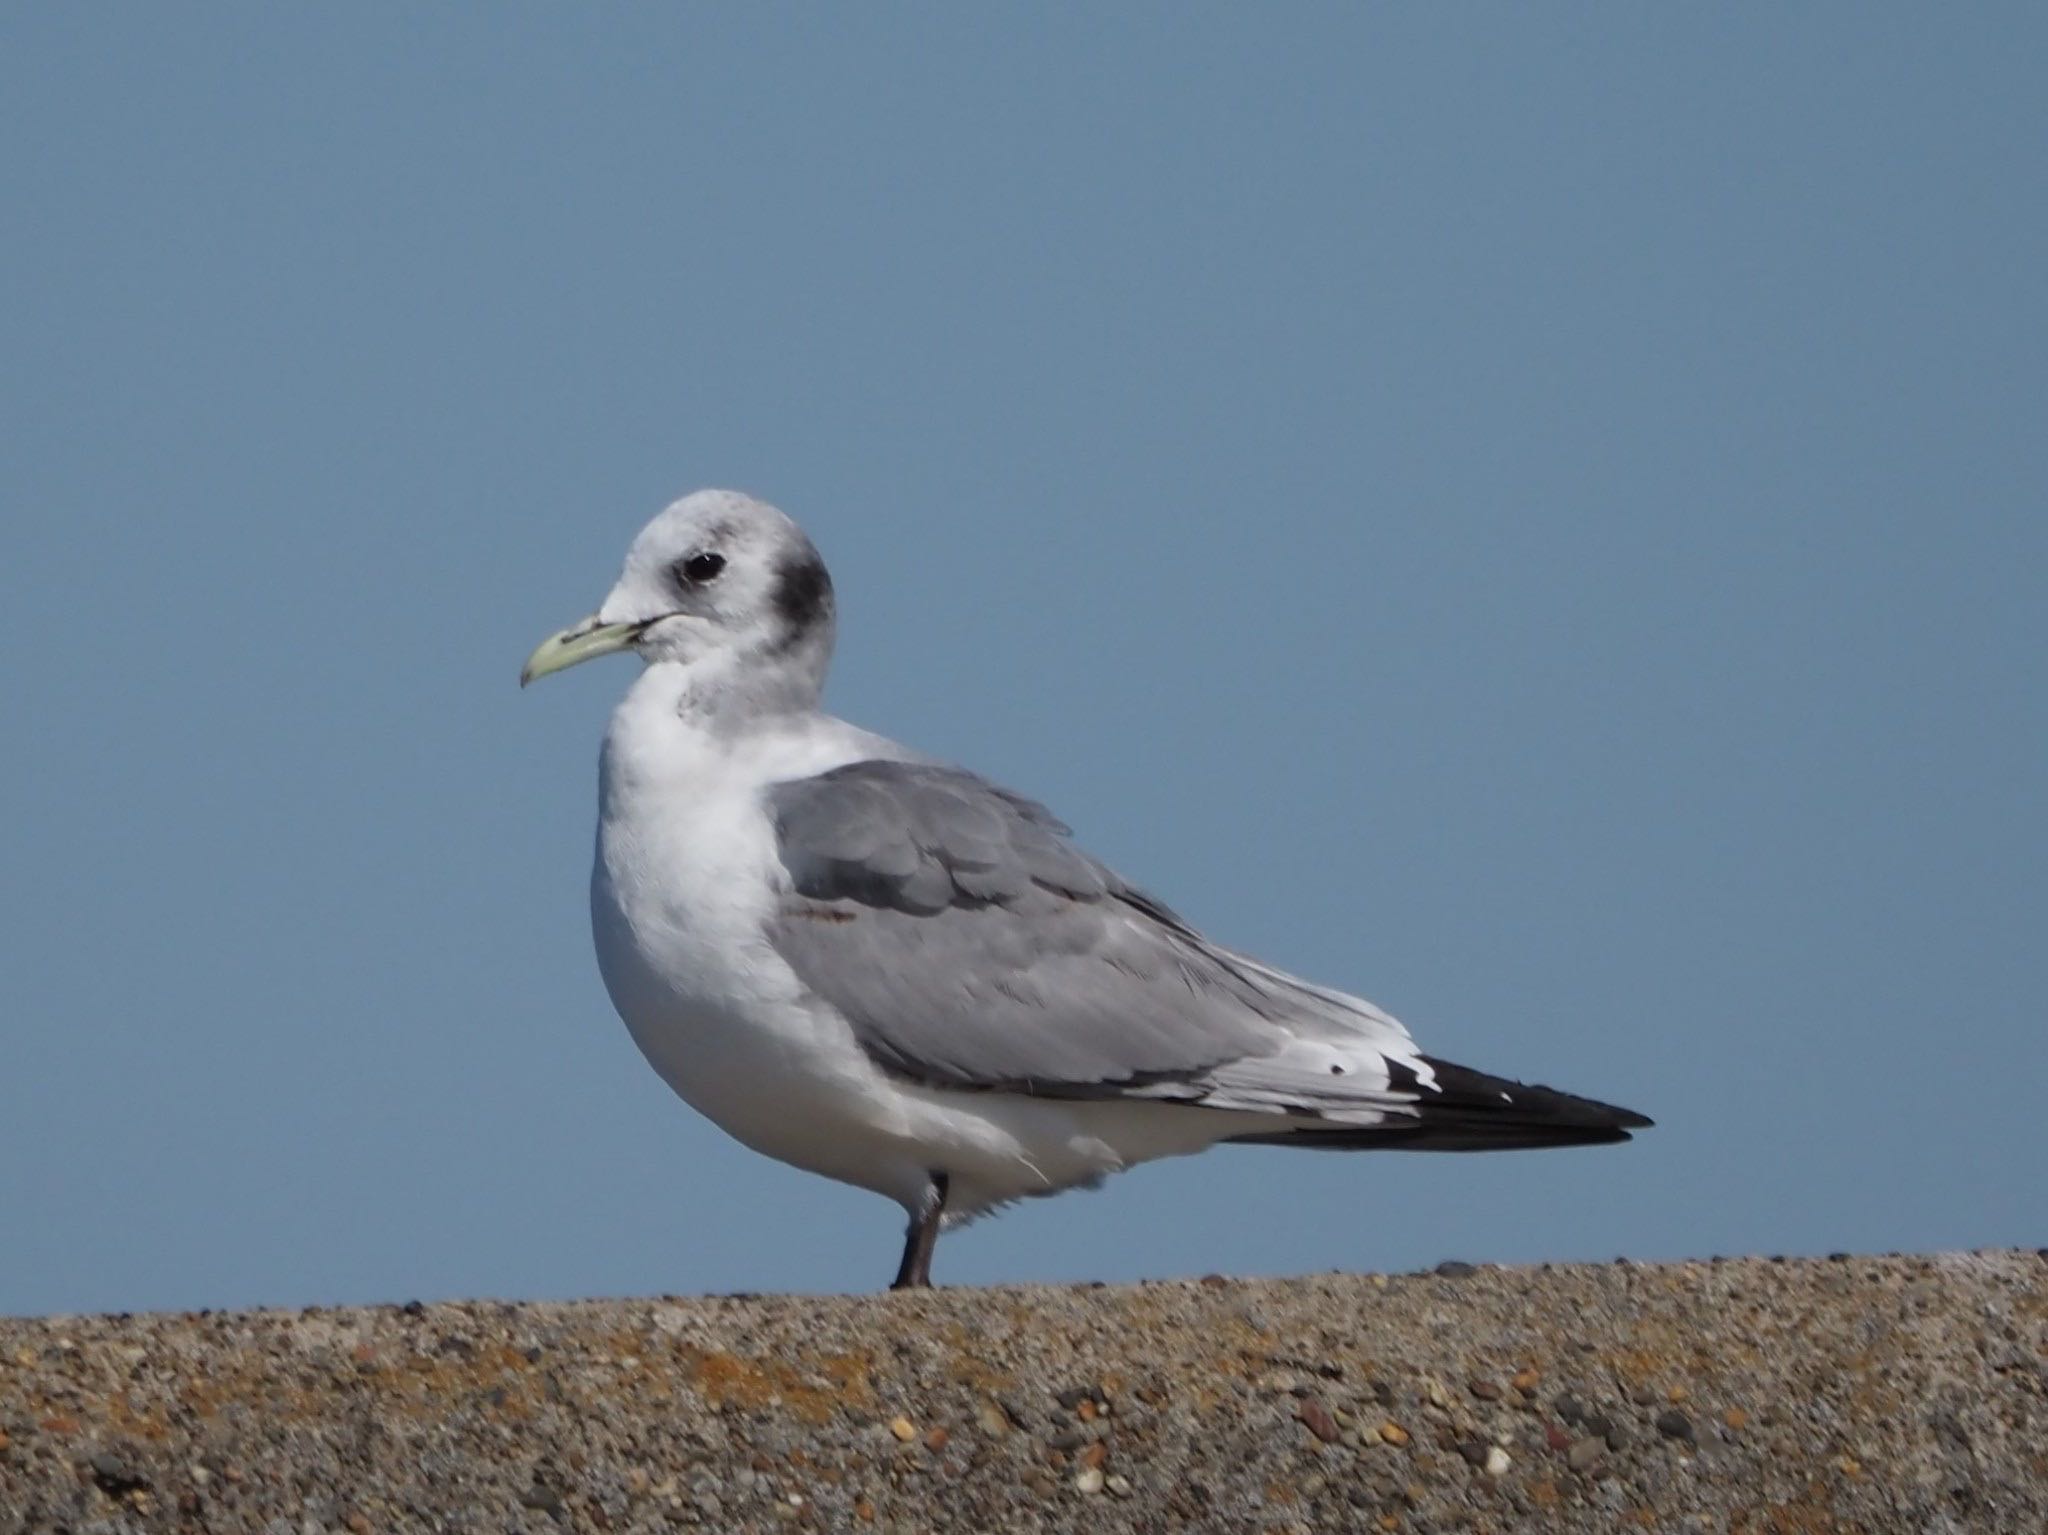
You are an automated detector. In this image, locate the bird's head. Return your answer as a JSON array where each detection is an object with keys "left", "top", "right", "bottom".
[{"left": 521, "top": 489, "right": 836, "bottom": 699}]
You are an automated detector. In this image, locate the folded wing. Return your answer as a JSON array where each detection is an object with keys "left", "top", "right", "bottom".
[{"left": 764, "top": 760, "right": 1435, "bottom": 1126}]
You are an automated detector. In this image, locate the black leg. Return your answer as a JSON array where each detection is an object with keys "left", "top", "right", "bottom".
[{"left": 889, "top": 1172, "right": 949, "bottom": 1290}]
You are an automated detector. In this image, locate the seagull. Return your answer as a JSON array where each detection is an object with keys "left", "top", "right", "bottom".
[{"left": 522, "top": 490, "right": 1650, "bottom": 1289}]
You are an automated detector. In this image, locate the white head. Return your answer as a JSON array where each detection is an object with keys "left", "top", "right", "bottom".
[{"left": 521, "top": 490, "right": 836, "bottom": 711}]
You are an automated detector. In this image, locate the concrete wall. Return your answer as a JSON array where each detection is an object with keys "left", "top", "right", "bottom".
[{"left": 3, "top": 1251, "right": 2042, "bottom": 1532}]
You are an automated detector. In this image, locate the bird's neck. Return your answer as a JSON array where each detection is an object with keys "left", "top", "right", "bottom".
[
  {"left": 638, "top": 644, "right": 828, "bottom": 726},
  {"left": 602, "top": 657, "right": 819, "bottom": 785},
  {"left": 599, "top": 659, "right": 879, "bottom": 820}
]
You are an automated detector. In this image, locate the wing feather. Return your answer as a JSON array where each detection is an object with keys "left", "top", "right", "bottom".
[{"left": 764, "top": 760, "right": 1425, "bottom": 1120}]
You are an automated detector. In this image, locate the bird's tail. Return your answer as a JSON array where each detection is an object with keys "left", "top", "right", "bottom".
[{"left": 1229, "top": 1056, "right": 1652, "bottom": 1153}]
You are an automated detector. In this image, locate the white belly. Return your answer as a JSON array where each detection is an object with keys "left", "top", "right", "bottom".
[{"left": 590, "top": 772, "right": 906, "bottom": 1184}]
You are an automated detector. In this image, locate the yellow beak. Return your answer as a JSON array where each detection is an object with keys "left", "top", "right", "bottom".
[{"left": 519, "top": 617, "right": 645, "bottom": 687}]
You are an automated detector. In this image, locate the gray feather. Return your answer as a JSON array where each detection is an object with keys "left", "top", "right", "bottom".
[{"left": 763, "top": 760, "right": 1414, "bottom": 1104}]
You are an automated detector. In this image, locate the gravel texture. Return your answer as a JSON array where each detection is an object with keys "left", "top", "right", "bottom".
[{"left": 3, "top": 1250, "right": 2043, "bottom": 1533}]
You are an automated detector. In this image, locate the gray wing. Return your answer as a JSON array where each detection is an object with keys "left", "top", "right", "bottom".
[{"left": 764, "top": 760, "right": 1425, "bottom": 1116}]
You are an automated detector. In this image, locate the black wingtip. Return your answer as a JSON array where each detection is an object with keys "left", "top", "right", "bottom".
[
  {"left": 1416, "top": 1054, "right": 1652, "bottom": 1131},
  {"left": 1233, "top": 1057, "right": 1653, "bottom": 1155}
]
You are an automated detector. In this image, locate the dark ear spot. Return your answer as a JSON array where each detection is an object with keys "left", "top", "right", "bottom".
[{"left": 770, "top": 546, "right": 834, "bottom": 644}]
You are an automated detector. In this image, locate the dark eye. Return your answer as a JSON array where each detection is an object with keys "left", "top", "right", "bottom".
[{"left": 675, "top": 551, "right": 726, "bottom": 586}]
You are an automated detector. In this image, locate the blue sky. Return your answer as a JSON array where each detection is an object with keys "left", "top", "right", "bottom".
[{"left": 4, "top": 6, "right": 2043, "bottom": 1315}]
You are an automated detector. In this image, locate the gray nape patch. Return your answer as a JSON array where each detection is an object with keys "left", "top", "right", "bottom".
[{"left": 770, "top": 546, "right": 834, "bottom": 645}]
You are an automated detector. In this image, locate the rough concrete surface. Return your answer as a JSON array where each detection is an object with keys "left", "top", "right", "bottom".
[{"left": 2, "top": 1251, "right": 2043, "bottom": 1533}]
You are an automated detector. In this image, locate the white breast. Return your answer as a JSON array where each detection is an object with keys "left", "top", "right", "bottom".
[{"left": 588, "top": 668, "right": 934, "bottom": 1199}]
